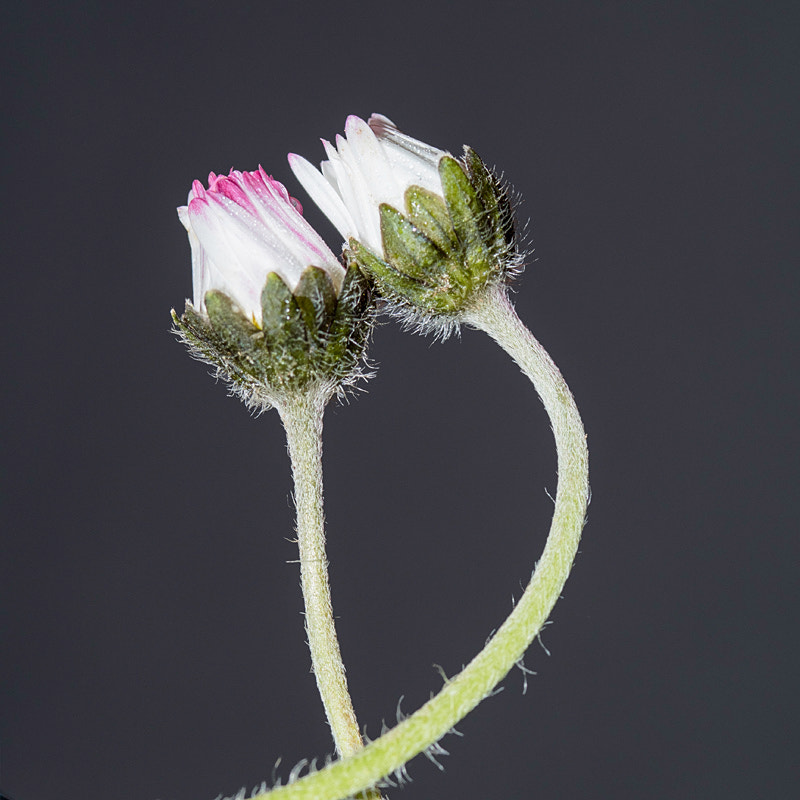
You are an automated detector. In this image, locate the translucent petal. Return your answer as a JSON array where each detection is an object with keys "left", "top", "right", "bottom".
[
  {"left": 369, "top": 113, "right": 444, "bottom": 164},
  {"left": 289, "top": 153, "right": 356, "bottom": 244},
  {"left": 366, "top": 112, "right": 397, "bottom": 133},
  {"left": 177, "top": 205, "right": 190, "bottom": 232},
  {"left": 185, "top": 225, "right": 209, "bottom": 310},
  {"left": 380, "top": 138, "right": 444, "bottom": 197}
]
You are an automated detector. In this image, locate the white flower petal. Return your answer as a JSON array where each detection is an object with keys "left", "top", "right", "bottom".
[
  {"left": 177, "top": 205, "right": 191, "bottom": 232},
  {"left": 188, "top": 199, "right": 266, "bottom": 315},
  {"left": 329, "top": 135, "right": 379, "bottom": 250},
  {"left": 288, "top": 152, "right": 355, "bottom": 244},
  {"left": 320, "top": 159, "right": 338, "bottom": 193},
  {"left": 185, "top": 225, "right": 209, "bottom": 311},
  {"left": 369, "top": 113, "right": 445, "bottom": 164},
  {"left": 379, "top": 137, "right": 443, "bottom": 197},
  {"left": 344, "top": 117, "right": 408, "bottom": 219},
  {"left": 366, "top": 113, "right": 397, "bottom": 133},
  {"left": 293, "top": 115, "right": 451, "bottom": 260},
  {"left": 257, "top": 181, "right": 345, "bottom": 284}
]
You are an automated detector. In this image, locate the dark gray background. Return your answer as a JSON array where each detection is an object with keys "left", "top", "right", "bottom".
[{"left": 2, "top": 1, "right": 797, "bottom": 798}]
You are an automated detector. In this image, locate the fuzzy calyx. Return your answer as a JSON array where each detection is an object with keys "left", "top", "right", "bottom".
[
  {"left": 172, "top": 263, "right": 374, "bottom": 410},
  {"left": 346, "top": 147, "right": 521, "bottom": 334}
]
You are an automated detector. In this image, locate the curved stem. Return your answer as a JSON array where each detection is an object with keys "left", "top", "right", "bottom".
[
  {"left": 255, "top": 284, "right": 589, "bottom": 800},
  {"left": 278, "top": 391, "right": 365, "bottom": 759}
]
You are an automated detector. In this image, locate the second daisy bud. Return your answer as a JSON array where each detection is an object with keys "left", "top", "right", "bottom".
[{"left": 289, "top": 114, "right": 519, "bottom": 326}]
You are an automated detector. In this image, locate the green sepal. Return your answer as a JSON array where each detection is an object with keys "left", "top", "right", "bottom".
[
  {"left": 348, "top": 238, "right": 463, "bottom": 316},
  {"left": 294, "top": 265, "right": 337, "bottom": 337},
  {"left": 347, "top": 237, "right": 394, "bottom": 280},
  {"left": 204, "top": 290, "right": 268, "bottom": 381},
  {"left": 261, "top": 272, "right": 318, "bottom": 386},
  {"left": 336, "top": 260, "right": 371, "bottom": 317},
  {"left": 404, "top": 185, "right": 459, "bottom": 255},
  {"left": 439, "top": 155, "right": 493, "bottom": 280},
  {"left": 331, "top": 263, "right": 371, "bottom": 336},
  {"left": 463, "top": 147, "right": 504, "bottom": 250},
  {"left": 205, "top": 289, "right": 257, "bottom": 339},
  {"left": 174, "top": 303, "right": 227, "bottom": 359},
  {"left": 348, "top": 238, "right": 425, "bottom": 297},
  {"left": 379, "top": 203, "right": 448, "bottom": 281},
  {"left": 172, "top": 304, "right": 253, "bottom": 384},
  {"left": 261, "top": 272, "right": 307, "bottom": 347},
  {"left": 439, "top": 156, "right": 484, "bottom": 248},
  {"left": 463, "top": 146, "right": 515, "bottom": 251},
  {"left": 324, "top": 263, "right": 372, "bottom": 377}
]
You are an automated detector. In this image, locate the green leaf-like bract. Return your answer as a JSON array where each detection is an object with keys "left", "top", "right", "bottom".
[{"left": 172, "top": 264, "right": 373, "bottom": 408}]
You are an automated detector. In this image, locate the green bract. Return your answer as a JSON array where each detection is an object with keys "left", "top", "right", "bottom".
[
  {"left": 172, "top": 264, "right": 372, "bottom": 407},
  {"left": 347, "top": 148, "right": 517, "bottom": 320}
]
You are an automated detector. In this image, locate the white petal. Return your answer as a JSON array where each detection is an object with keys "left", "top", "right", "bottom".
[
  {"left": 367, "top": 113, "right": 397, "bottom": 133},
  {"left": 215, "top": 190, "right": 318, "bottom": 281},
  {"left": 177, "top": 205, "right": 191, "bottom": 232},
  {"left": 320, "top": 139, "right": 370, "bottom": 238},
  {"left": 370, "top": 116, "right": 445, "bottom": 164},
  {"left": 334, "top": 134, "right": 385, "bottom": 252},
  {"left": 368, "top": 114, "right": 446, "bottom": 197},
  {"left": 188, "top": 199, "right": 268, "bottom": 318},
  {"left": 185, "top": 225, "right": 209, "bottom": 311},
  {"left": 260, "top": 183, "right": 344, "bottom": 279},
  {"left": 320, "top": 159, "right": 339, "bottom": 193},
  {"left": 380, "top": 137, "right": 444, "bottom": 197},
  {"left": 289, "top": 152, "right": 355, "bottom": 244},
  {"left": 344, "top": 116, "right": 402, "bottom": 206}
]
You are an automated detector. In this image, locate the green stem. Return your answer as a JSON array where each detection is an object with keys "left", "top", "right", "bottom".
[
  {"left": 260, "top": 285, "right": 589, "bottom": 799},
  {"left": 278, "top": 391, "right": 366, "bottom": 760}
]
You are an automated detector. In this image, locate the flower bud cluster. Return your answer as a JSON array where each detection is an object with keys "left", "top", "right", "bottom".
[{"left": 174, "top": 115, "right": 522, "bottom": 401}]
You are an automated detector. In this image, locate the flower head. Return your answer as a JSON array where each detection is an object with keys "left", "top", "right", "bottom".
[
  {"left": 173, "top": 169, "right": 372, "bottom": 408},
  {"left": 178, "top": 167, "right": 345, "bottom": 324},
  {"left": 289, "top": 115, "right": 519, "bottom": 330}
]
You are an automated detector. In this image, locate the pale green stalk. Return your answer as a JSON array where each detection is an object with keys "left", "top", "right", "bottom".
[
  {"left": 278, "top": 390, "right": 368, "bottom": 760},
  {"left": 256, "top": 284, "right": 589, "bottom": 800}
]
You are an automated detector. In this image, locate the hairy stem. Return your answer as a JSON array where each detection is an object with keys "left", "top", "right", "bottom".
[
  {"left": 259, "top": 285, "right": 589, "bottom": 799},
  {"left": 279, "top": 391, "right": 366, "bottom": 760}
]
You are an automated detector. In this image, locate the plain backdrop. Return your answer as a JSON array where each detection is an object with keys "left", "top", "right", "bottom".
[{"left": 1, "top": 2, "right": 798, "bottom": 799}]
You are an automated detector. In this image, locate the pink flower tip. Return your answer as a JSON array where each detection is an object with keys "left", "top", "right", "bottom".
[{"left": 345, "top": 114, "right": 368, "bottom": 133}]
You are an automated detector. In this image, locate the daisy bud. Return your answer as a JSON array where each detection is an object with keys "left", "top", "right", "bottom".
[
  {"left": 172, "top": 168, "right": 373, "bottom": 407},
  {"left": 289, "top": 114, "right": 519, "bottom": 329}
]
